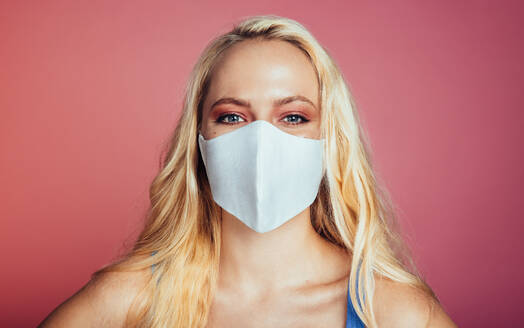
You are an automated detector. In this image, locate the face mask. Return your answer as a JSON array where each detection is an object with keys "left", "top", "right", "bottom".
[{"left": 198, "top": 120, "right": 324, "bottom": 233}]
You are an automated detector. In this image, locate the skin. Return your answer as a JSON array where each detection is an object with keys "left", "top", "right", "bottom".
[
  {"left": 38, "top": 39, "right": 457, "bottom": 327},
  {"left": 200, "top": 39, "right": 350, "bottom": 327}
]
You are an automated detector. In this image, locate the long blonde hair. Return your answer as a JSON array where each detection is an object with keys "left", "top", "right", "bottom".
[{"left": 95, "top": 14, "right": 436, "bottom": 327}]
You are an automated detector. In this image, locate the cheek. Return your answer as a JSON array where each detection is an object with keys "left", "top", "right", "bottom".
[
  {"left": 303, "top": 119, "right": 322, "bottom": 140},
  {"left": 201, "top": 117, "right": 235, "bottom": 140},
  {"left": 283, "top": 123, "right": 320, "bottom": 140},
  {"left": 201, "top": 122, "right": 219, "bottom": 139},
  {"left": 199, "top": 116, "right": 213, "bottom": 139},
  {"left": 309, "top": 125, "right": 322, "bottom": 140}
]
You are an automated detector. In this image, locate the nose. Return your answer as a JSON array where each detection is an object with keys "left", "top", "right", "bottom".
[{"left": 248, "top": 103, "right": 274, "bottom": 124}]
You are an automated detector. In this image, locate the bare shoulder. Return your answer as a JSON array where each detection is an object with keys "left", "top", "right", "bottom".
[
  {"left": 38, "top": 265, "right": 151, "bottom": 328},
  {"left": 373, "top": 276, "right": 457, "bottom": 328}
]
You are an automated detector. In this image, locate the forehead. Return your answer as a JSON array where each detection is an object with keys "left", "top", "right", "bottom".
[{"left": 203, "top": 39, "right": 320, "bottom": 111}]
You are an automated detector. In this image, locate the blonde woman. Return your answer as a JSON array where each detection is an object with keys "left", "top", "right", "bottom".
[{"left": 39, "top": 15, "right": 457, "bottom": 328}]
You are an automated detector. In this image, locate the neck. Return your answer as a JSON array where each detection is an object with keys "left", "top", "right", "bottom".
[{"left": 217, "top": 206, "right": 351, "bottom": 296}]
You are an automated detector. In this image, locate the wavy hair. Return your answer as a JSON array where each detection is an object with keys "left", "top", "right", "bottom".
[{"left": 94, "top": 14, "right": 436, "bottom": 327}]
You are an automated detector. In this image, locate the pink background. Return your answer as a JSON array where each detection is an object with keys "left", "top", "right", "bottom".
[{"left": 1, "top": 1, "right": 522, "bottom": 327}]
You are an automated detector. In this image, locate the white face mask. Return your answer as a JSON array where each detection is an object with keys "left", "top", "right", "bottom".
[{"left": 198, "top": 120, "right": 324, "bottom": 233}]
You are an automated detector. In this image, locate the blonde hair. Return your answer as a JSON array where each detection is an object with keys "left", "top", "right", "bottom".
[{"left": 95, "top": 14, "right": 436, "bottom": 327}]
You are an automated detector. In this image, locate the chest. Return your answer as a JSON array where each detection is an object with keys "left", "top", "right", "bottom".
[{"left": 205, "top": 287, "right": 348, "bottom": 328}]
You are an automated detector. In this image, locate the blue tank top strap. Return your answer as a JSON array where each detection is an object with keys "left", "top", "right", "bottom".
[
  {"left": 346, "top": 263, "right": 365, "bottom": 328},
  {"left": 346, "top": 284, "right": 365, "bottom": 327},
  {"left": 151, "top": 250, "right": 158, "bottom": 272}
]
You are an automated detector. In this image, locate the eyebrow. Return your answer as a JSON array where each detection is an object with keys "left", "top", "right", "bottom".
[{"left": 209, "top": 95, "right": 317, "bottom": 111}]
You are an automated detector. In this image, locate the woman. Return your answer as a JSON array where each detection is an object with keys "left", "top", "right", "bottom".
[{"left": 39, "top": 15, "right": 457, "bottom": 327}]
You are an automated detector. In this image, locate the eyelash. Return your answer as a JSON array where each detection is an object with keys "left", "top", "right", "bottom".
[
  {"left": 282, "top": 114, "right": 309, "bottom": 125},
  {"left": 216, "top": 113, "right": 310, "bottom": 125},
  {"left": 215, "top": 113, "right": 245, "bottom": 124}
]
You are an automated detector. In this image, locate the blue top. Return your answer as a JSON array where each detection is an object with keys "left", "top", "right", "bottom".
[{"left": 346, "top": 279, "right": 365, "bottom": 327}]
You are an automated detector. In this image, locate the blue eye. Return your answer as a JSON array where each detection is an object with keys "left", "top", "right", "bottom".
[
  {"left": 216, "top": 113, "right": 246, "bottom": 124},
  {"left": 283, "top": 114, "right": 309, "bottom": 125}
]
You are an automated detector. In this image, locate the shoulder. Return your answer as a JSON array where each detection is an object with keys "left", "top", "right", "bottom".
[
  {"left": 38, "top": 266, "right": 151, "bottom": 328},
  {"left": 372, "top": 276, "right": 457, "bottom": 328}
]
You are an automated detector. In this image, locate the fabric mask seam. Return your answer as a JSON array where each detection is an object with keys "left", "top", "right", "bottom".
[{"left": 256, "top": 123, "right": 263, "bottom": 231}]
